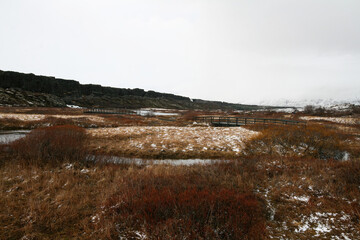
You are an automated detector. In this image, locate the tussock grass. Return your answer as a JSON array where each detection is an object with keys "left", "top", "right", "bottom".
[
  {"left": 1, "top": 157, "right": 360, "bottom": 239},
  {"left": 88, "top": 126, "right": 258, "bottom": 159},
  {"left": 243, "top": 124, "right": 356, "bottom": 160},
  {"left": 0, "top": 111, "right": 187, "bottom": 130},
  {"left": 1, "top": 107, "right": 360, "bottom": 239},
  {"left": 0, "top": 162, "right": 127, "bottom": 239},
  {"left": 0, "top": 162, "right": 267, "bottom": 239},
  {"left": 96, "top": 164, "right": 266, "bottom": 239},
  {"left": 252, "top": 156, "right": 360, "bottom": 239}
]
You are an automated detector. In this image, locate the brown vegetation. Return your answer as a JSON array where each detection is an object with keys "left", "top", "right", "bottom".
[
  {"left": 1, "top": 155, "right": 360, "bottom": 239},
  {"left": 97, "top": 165, "right": 266, "bottom": 239},
  {"left": 88, "top": 126, "right": 257, "bottom": 159},
  {"left": 9, "top": 125, "right": 87, "bottom": 166},
  {"left": 243, "top": 124, "right": 357, "bottom": 160},
  {"left": 1, "top": 107, "right": 360, "bottom": 239},
  {"left": 0, "top": 160, "right": 268, "bottom": 239}
]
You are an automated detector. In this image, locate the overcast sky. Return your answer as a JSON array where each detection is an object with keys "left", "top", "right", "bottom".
[{"left": 0, "top": 0, "right": 359, "bottom": 104}]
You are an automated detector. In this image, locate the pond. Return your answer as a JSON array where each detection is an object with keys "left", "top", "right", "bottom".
[
  {"left": 87, "top": 155, "right": 229, "bottom": 166},
  {"left": 0, "top": 130, "right": 30, "bottom": 144},
  {"left": 135, "top": 109, "right": 179, "bottom": 116},
  {"left": 0, "top": 131, "right": 230, "bottom": 166}
]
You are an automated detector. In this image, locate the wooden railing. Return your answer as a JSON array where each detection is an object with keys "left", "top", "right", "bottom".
[
  {"left": 84, "top": 108, "right": 137, "bottom": 115},
  {"left": 194, "top": 116, "right": 306, "bottom": 126}
]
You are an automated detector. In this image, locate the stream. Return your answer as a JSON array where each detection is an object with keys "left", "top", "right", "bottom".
[
  {"left": 0, "top": 130, "right": 30, "bottom": 144},
  {"left": 87, "top": 155, "right": 229, "bottom": 166},
  {"left": 0, "top": 131, "right": 228, "bottom": 166}
]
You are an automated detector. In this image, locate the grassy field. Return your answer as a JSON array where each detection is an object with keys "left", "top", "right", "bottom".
[
  {"left": 0, "top": 107, "right": 360, "bottom": 239},
  {"left": 88, "top": 126, "right": 258, "bottom": 159}
]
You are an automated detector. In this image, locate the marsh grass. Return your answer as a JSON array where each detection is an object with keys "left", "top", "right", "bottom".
[
  {"left": 9, "top": 125, "right": 87, "bottom": 166},
  {"left": 88, "top": 126, "right": 258, "bottom": 160},
  {"left": 1, "top": 107, "right": 360, "bottom": 239},
  {"left": 0, "top": 162, "right": 268, "bottom": 239},
  {"left": 243, "top": 124, "right": 356, "bottom": 160},
  {"left": 97, "top": 164, "right": 266, "bottom": 239},
  {"left": 1, "top": 155, "right": 360, "bottom": 239}
]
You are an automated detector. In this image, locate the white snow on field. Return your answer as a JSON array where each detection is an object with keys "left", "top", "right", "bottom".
[
  {"left": 66, "top": 104, "right": 83, "bottom": 109},
  {"left": 294, "top": 212, "right": 355, "bottom": 238},
  {"left": 292, "top": 195, "right": 310, "bottom": 202},
  {"left": 89, "top": 126, "right": 258, "bottom": 154},
  {"left": 300, "top": 116, "right": 359, "bottom": 125},
  {"left": 52, "top": 115, "right": 104, "bottom": 122},
  {"left": 0, "top": 113, "right": 104, "bottom": 122},
  {"left": 0, "top": 113, "right": 45, "bottom": 121}
]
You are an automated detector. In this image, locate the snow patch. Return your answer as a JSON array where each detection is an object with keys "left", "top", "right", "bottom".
[{"left": 292, "top": 195, "right": 310, "bottom": 202}]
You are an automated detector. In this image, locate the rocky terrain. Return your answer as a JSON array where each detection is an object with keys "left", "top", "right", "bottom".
[
  {"left": 0, "top": 70, "right": 260, "bottom": 110},
  {"left": 0, "top": 88, "right": 66, "bottom": 107}
]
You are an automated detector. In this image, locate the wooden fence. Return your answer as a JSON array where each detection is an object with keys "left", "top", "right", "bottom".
[
  {"left": 84, "top": 108, "right": 137, "bottom": 115},
  {"left": 194, "top": 116, "right": 306, "bottom": 127}
]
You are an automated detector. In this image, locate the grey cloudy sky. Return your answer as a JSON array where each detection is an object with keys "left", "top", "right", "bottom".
[{"left": 0, "top": 0, "right": 359, "bottom": 104}]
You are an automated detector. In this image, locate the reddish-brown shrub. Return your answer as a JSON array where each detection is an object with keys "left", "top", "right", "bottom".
[
  {"left": 101, "top": 186, "right": 266, "bottom": 239},
  {"left": 10, "top": 125, "right": 87, "bottom": 166},
  {"left": 182, "top": 111, "right": 200, "bottom": 121},
  {"left": 243, "top": 125, "right": 349, "bottom": 160}
]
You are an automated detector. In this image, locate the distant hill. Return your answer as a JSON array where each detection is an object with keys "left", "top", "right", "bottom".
[
  {"left": 256, "top": 98, "right": 360, "bottom": 109},
  {"left": 0, "top": 70, "right": 260, "bottom": 110}
]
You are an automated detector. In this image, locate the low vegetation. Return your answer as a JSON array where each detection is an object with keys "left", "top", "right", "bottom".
[
  {"left": 9, "top": 125, "right": 87, "bottom": 166},
  {"left": 96, "top": 165, "right": 266, "bottom": 239},
  {"left": 0, "top": 107, "right": 360, "bottom": 239},
  {"left": 243, "top": 124, "right": 357, "bottom": 160},
  {"left": 88, "top": 126, "right": 257, "bottom": 159}
]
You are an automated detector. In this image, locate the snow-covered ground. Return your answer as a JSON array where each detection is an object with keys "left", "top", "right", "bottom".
[
  {"left": 66, "top": 104, "right": 83, "bottom": 109},
  {"left": 300, "top": 116, "right": 359, "bottom": 125},
  {"left": 0, "top": 113, "right": 104, "bottom": 122},
  {"left": 89, "top": 126, "right": 258, "bottom": 154},
  {"left": 254, "top": 98, "right": 360, "bottom": 108},
  {"left": 0, "top": 113, "right": 45, "bottom": 121},
  {"left": 257, "top": 159, "right": 360, "bottom": 239}
]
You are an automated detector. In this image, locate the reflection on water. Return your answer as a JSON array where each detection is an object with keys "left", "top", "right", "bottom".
[
  {"left": 87, "top": 155, "right": 229, "bottom": 166},
  {"left": 135, "top": 110, "right": 179, "bottom": 116},
  {"left": 0, "top": 132, "right": 229, "bottom": 166},
  {"left": 0, "top": 130, "right": 30, "bottom": 144}
]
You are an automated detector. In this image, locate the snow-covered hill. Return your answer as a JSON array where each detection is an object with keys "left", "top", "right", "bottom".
[{"left": 256, "top": 98, "right": 360, "bottom": 108}]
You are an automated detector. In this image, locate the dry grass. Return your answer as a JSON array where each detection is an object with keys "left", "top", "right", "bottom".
[
  {"left": 0, "top": 162, "right": 126, "bottom": 239},
  {"left": 243, "top": 124, "right": 358, "bottom": 160},
  {"left": 0, "top": 110, "right": 191, "bottom": 130},
  {"left": 1, "top": 156, "right": 360, "bottom": 239},
  {"left": 0, "top": 107, "right": 84, "bottom": 115},
  {"left": 1, "top": 107, "right": 360, "bottom": 239},
  {"left": 252, "top": 156, "right": 360, "bottom": 239},
  {"left": 88, "top": 126, "right": 258, "bottom": 159},
  {"left": 0, "top": 162, "right": 268, "bottom": 239},
  {"left": 96, "top": 164, "right": 266, "bottom": 239}
]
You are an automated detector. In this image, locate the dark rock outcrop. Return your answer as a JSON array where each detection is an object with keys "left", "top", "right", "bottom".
[
  {"left": 0, "top": 88, "right": 66, "bottom": 107},
  {"left": 0, "top": 70, "right": 260, "bottom": 110}
]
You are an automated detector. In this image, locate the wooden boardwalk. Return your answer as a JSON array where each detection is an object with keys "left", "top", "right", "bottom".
[
  {"left": 194, "top": 116, "right": 306, "bottom": 127},
  {"left": 84, "top": 108, "right": 137, "bottom": 115}
]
